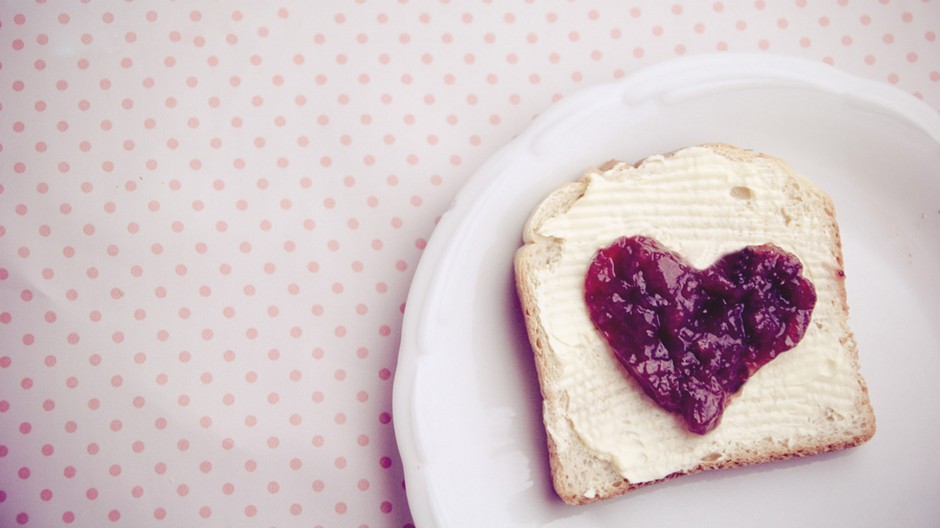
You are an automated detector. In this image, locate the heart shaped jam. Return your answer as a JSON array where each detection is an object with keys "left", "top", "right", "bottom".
[{"left": 584, "top": 236, "right": 816, "bottom": 435}]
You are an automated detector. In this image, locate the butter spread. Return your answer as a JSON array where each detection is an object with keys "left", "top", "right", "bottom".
[{"left": 532, "top": 146, "right": 862, "bottom": 484}]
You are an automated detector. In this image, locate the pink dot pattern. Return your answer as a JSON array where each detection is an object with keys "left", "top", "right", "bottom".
[{"left": 0, "top": 2, "right": 937, "bottom": 526}]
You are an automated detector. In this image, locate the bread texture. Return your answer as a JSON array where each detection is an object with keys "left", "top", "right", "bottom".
[{"left": 514, "top": 144, "right": 875, "bottom": 505}]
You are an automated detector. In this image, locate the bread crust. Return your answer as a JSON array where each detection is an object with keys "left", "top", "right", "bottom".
[{"left": 514, "top": 144, "right": 876, "bottom": 505}]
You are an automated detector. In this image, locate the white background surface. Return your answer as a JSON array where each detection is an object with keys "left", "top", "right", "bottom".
[{"left": 1, "top": 2, "right": 938, "bottom": 527}]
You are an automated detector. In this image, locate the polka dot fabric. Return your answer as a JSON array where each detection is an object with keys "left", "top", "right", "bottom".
[{"left": 0, "top": 1, "right": 937, "bottom": 526}]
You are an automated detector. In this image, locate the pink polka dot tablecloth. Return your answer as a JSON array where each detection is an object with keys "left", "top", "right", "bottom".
[{"left": 0, "top": 1, "right": 937, "bottom": 526}]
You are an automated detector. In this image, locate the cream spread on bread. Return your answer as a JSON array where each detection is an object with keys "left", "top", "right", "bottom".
[{"left": 528, "top": 146, "right": 865, "bottom": 484}]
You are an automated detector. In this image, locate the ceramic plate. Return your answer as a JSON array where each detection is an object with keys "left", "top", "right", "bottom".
[{"left": 394, "top": 53, "right": 940, "bottom": 528}]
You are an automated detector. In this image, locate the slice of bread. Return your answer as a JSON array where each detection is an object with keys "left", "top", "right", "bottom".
[{"left": 514, "top": 144, "right": 875, "bottom": 505}]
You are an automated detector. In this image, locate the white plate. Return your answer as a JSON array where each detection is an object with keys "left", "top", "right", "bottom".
[{"left": 393, "top": 53, "right": 940, "bottom": 528}]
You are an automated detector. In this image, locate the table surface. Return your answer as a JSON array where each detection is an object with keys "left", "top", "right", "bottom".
[{"left": 1, "top": 2, "right": 937, "bottom": 527}]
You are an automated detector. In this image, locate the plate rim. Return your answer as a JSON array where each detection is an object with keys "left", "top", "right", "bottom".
[{"left": 392, "top": 51, "right": 940, "bottom": 528}]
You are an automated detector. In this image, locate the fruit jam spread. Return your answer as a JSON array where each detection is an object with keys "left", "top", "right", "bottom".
[{"left": 584, "top": 236, "right": 817, "bottom": 435}]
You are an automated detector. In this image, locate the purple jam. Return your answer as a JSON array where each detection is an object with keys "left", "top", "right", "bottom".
[{"left": 584, "top": 236, "right": 816, "bottom": 435}]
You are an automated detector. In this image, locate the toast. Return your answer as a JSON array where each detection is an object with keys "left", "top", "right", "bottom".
[{"left": 514, "top": 144, "right": 875, "bottom": 504}]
